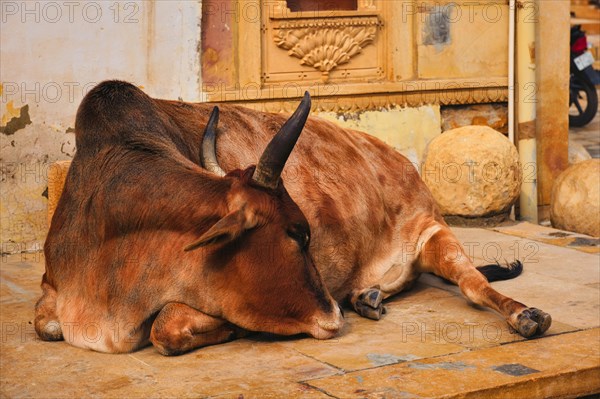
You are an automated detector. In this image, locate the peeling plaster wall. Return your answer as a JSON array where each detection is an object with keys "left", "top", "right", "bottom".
[
  {"left": 317, "top": 106, "right": 441, "bottom": 170},
  {"left": 1, "top": 1, "right": 202, "bottom": 253}
]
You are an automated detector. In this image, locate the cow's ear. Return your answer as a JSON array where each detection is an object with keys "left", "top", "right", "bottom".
[{"left": 184, "top": 208, "right": 256, "bottom": 251}]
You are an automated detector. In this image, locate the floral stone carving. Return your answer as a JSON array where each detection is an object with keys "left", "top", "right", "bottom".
[{"left": 273, "top": 17, "right": 380, "bottom": 82}]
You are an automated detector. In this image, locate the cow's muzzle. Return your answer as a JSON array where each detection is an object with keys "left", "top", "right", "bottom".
[{"left": 310, "top": 303, "right": 345, "bottom": 340}]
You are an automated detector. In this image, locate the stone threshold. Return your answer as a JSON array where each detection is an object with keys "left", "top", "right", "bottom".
[{"left": 304, "top": 328, "right": 600, "bottom": 399}]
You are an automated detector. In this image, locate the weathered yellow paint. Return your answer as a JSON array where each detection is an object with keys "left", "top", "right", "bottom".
[
  {"left": 417, "top": 3, "right": 509, "bottom": 79},
  {"left": 316, "top": 105, "right": 441, "bottom": 167},
  {"left": 1, "top": 101, "right": 22, "bottom": 126}
]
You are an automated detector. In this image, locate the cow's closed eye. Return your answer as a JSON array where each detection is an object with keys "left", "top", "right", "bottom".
[{"left": 287, "top": 224, "right": 310, "bottom": 248}]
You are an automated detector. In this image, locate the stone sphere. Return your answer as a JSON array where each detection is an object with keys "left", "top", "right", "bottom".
[
  {"left": 422, "top": 125, "right": 521, "bottom": 217},
  {"left": 550, "top": 159, "right": 600, "bottom": 237}
]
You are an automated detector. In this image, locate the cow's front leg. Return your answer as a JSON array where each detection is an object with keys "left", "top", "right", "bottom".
[
  {"left": 34, "top": 276, "right": 63, "bottom": 341},
  {"left": 418, "top": 225, "right": 552, "bottom": 338},
  {"left": 350, "top": 262, "right": 421, "bottom": 320},
  {"left": 350, "top": 287, "right": 386, "bottom": 320},
  {"left": 150, "top": 303, "right": 246, "bottom": 356}
]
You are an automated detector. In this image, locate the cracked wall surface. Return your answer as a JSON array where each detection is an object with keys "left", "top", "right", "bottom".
[{"left": 1, "top": 1, "right": 203, "bottom": 253}]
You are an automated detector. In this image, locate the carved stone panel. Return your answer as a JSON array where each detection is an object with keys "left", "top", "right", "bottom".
[{"left": 263, "top": 14, "right": 385, "bottom": 84}]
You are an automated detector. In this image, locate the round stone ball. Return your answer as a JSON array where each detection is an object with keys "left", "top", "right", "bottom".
[
  {"left": 422, "top": 125, "right": 521, "bottom": 217},
  {"left": 550, "top": 159, "right": 600, "bottom": 237}
]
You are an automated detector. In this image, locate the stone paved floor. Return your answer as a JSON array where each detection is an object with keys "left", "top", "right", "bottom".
[
  {"left": 569, "top": 88, "right": 600, "bottom": 158},
  {"left": 1, "top": 222, "right": 599, "bottom": 398}
]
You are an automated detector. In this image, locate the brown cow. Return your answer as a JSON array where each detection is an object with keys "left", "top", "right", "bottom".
[
  {"left": 36, "top": 81, "right": 551, "bottom": 355},
  {"left": 36, "top": 81, "right": 343, "bottom": 355}
]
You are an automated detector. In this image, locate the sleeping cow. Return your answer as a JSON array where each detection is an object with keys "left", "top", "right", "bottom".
[{"left": 36, "top": 81, "right": 551, "bottom": 355}]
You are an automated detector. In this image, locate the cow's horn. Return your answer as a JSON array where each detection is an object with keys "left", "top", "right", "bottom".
[
  {"left": 252, "top": 92, "right": 311, "bottom": 189},
  {"left": 200, "top": 106, "right": 226, "bottom": 177}
]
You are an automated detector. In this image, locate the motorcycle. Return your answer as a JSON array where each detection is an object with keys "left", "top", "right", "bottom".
[{"left": 569, "top": 24, "right": 599, "bottom": 127}]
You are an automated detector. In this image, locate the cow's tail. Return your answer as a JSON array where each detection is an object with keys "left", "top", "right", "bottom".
[{"left": 476, "top": 260, "right": 523, "bottom": 282}]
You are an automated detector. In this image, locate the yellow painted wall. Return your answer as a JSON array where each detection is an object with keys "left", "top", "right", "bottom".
[
  {"left": 417, "top": 2, "right": 509, "bottom": 79},
  {"left": 317, "top": 106, "right": 441, "bottom": 169}
]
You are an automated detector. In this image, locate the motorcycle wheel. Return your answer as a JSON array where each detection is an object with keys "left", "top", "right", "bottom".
[{"left": 569, "top": 73, "right": 598, "bottom": 127}]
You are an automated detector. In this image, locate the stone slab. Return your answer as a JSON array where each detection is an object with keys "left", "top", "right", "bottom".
[
  {"left": 0, "top": 329, "right": 340, "bottom": 398},
  {"left": 308, "top": 328, "right": 600, "bottom": 399},
  {"left": 491, "top": 222, "right": 600, "bottom": 254}
]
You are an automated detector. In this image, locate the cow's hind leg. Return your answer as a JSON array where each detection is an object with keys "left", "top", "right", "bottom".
[
  {"left": 34, "top": 276, "right": 63, "bottom": 341},
  {"left": 419, "top": 226, "right": 551, "bottom": 338},
  {"left": 150, "top": 303, "right": 245, "bottom": 356}
]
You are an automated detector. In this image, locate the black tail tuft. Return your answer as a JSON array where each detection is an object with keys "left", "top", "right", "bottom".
[{"left": 476, "top": 260, "right": 523, "bottom": 282}]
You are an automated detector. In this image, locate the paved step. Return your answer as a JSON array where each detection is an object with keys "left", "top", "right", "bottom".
[{"left": 307, "top": 328, "right": 600, "bottom": 399}]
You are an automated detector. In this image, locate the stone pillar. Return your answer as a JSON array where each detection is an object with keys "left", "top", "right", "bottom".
[
  {"left": 516, "top": 0, "right": 538, "bottom": 223},
  {"left": 535, "top": 0, "right": 570, "bottom": 219}
]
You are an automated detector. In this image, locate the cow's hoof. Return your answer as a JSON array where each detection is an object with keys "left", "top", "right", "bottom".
[
  {"left": 353, "top": 288, "right": 386, "bottom": 320},
  {"left": 515, "top": 308, "right": 552, "bottom": 338}
]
